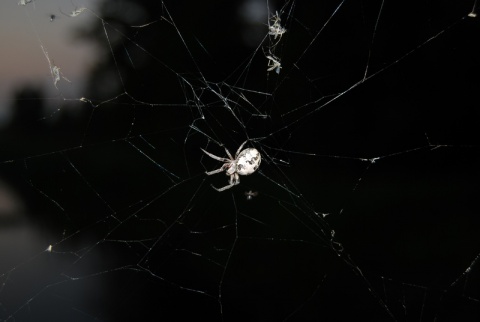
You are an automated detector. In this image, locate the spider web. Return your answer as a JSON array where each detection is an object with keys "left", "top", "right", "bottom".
[{"left": 1, "top": 0, "right": 480, "bottom": 320}]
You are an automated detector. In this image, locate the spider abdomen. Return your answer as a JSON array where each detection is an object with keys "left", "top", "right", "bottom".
[{"left": 236, "top": 148, "right": 261, "bottom": 176}]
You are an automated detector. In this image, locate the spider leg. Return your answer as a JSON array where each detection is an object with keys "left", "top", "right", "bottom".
[
  {"left": 201, "top": 148, "right": 230, "bottom": 162},
  {"left": 223, "top": 147, "right": 234, "bottom": 160},
  {"left": 211, "top": 182, "right": 237, "bottom": 192},
  {"left": 205, "top": 167, "right": 226, "bottom": 176},
  {"left": 234, "top": 140, "right": 249, "bottom": 158},
  {"left": 210, "top": 171, "right": 240, "bottom": 192}
]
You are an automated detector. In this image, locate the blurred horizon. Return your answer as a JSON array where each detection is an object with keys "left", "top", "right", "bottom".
[{"left": 0, "top": 0, "right": 99, "bottom": 127}]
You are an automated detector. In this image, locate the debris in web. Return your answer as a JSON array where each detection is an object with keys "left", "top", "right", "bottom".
[
  {"left": 265, "top": 10, "right": 287, "bottom": 73},
  {"left": 469, "top": 0, "right": 478, "bottom": 17},
  {"left": 268, "top": 10, "right": 287, "bottom": 41},
  {"left": 244, "top": 190, "right": 258, "bottom": 200},
  {"left": 18, "top": 0, "right": 34, "bottom": 6},
  {"left": 266, "top": 54, "right": 282, "bottom": 74},
  {"left": 60, "top": 6, "right": 87, "bottom": 18},
  {"left": 51, "top": 65, "right": 71, "bottom": 88}
]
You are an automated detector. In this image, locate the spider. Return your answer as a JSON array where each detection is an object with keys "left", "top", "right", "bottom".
[
  {"left": 266, "top": 55, "right": 282, "bottom": 74},
  {"left": 201, "top": 141, "right": 261, "bottom": 192}
]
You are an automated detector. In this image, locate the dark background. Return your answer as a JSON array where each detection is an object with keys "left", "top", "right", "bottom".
[{"left": 1, "top": 0, "right": 480, "bottom": 321}]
